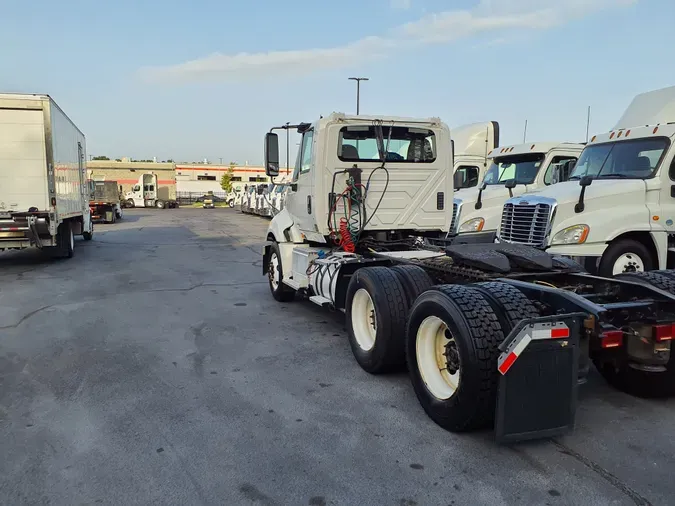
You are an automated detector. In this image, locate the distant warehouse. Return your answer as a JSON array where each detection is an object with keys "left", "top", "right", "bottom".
[
  {"left": 175, "top": 164, "right": 276, "bottom": 194},
  {"left": 86, "top": 160, "right": 176, "bottom": 194}
]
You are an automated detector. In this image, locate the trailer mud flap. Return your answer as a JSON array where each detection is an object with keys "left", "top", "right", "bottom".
[{"left": 495, "top": 313, "right": 586, "bottom": 444}]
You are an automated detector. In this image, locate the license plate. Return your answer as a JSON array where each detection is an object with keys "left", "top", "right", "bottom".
[{"left": 0, "top": 212, "right": 11, "bottom": 219}]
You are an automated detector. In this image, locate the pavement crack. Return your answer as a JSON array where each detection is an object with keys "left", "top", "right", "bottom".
[
  {"left": 0, "top": 282, "right": 267, "bottom": 330},
  {"left": 0, "top": 305, "right": 53, "bottom": 330},
  {"left": 552, "top": 440, "right": 652, "bottom": 506}
]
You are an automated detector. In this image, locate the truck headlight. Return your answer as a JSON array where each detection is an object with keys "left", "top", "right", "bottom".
[
  {"left": 551, "top": 225, "right": 589, "bottom": 245},
  {"left": 459, "top": 218, "right": 485, "bottom": 233}
]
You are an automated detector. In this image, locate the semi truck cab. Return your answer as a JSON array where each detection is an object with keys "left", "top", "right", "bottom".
[
  {"left": 450, "top": 142, "right": 584, "bottom": 243},
  {"left": 498, "top": 85, "right": 675, "bottom": 276},
  {"left": 452, "top": 121, "right": 499, "bottom": 191}
]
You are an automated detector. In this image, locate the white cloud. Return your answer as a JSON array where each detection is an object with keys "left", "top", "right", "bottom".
[
  {"left": 139, "top": 37, "right": 392, "bottom": 83},
  {"left": 139, "top": 0, "right": 636, "bottom": 83},
  {"left": 391, "top": 0, "right": 412, "bottom": 9}
]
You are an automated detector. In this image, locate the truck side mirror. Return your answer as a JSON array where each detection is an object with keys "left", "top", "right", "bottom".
[
  {"left": 505, "top": 178, "right": 516, "bottom": 198},
  {"left": 265, "top": 133, "right": 280, "bottom": 177}
]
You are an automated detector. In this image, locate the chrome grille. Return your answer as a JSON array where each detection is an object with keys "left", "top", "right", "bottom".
[{"left": 500, "top": 202, "right": 551, "bottom": 247}]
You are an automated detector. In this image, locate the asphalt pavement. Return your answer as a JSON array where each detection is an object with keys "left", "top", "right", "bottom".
[{"left": 1, "top": 208, "right": 674, "bottom": 506}]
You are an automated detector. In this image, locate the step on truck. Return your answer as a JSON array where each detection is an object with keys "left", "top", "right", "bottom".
[
  {"left": 88, "top": 180, "right": 123, "bottom": 223},
  {"left": 123, "top": 173, "right": 178, "bottom": 209},
  {"left": 499, "top": 85, "right": 675, "bottom": 278},
  {"left": 0, "top": 93, "right": 93, "bottom": 258},
  {"left": 450, "top": 141, "right": 584, "bottom": 244},
  {"left": 260, "top": 113, "right": 675, "bottom": 443}
]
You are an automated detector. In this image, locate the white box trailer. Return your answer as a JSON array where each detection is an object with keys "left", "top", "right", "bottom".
[{"left": 0, "top": 93, "right": 93, "bottom": 258}]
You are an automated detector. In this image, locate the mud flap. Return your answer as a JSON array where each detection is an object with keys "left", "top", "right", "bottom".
[{"left": 494, "top": 313, "right": 586, "bottom": 444}]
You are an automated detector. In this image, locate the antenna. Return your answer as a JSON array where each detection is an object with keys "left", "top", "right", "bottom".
[
  {"left": 585, "top": 106, "right": 591, "bottom": 142},
  {"left": 523, "top": 120, "right": 528, "bottom": 143}
]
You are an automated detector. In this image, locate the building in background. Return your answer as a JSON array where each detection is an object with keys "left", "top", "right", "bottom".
[
  {"left": 86, "top": 160, "right": 175, "bottom": 194},
  {"left": 175, "top": 164, "right": 271, "bottom": 193}
]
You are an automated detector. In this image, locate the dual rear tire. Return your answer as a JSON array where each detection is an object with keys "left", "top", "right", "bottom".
[{"left": 345, "top": 266, "right": 536, "bottom": 432}]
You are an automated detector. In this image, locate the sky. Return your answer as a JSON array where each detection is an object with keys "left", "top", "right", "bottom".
[{"left": 2, "top": 0, "right": 674, "bottom": 166}]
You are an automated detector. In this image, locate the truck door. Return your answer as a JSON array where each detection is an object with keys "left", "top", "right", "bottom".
[{"left": 285, "top": 128, "right": 316, "bottom": 234}]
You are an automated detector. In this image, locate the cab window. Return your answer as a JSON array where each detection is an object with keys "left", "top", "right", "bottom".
[
  {"left": 293, "top": 129, "right": 314, "bottom": 181},
  {"left": 544, "top": 156, "right": 578, "bottom": 185},
  {"left": 454, "top": 166, "right": 480, "bottom": 188}
]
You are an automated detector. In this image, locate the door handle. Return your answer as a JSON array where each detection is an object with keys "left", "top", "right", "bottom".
[{"left": 307, "top": 195, "right": 312, "bottom": 214}]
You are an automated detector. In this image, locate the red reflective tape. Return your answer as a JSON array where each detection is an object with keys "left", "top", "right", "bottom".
[
  {"left": 498, "top": 352, "right": 517, "bottom": 375},
  {"left": 551, "top": 328, "right": 570, "bottom": 339}
]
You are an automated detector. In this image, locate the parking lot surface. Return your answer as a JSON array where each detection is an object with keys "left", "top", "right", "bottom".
[{"left": 1, "top": 208, "right": 674, "bottom": 506}]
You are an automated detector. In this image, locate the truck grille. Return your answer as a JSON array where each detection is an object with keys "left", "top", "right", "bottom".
[{"left": 500, "top": 202, "right": 552, "bottom": 248}]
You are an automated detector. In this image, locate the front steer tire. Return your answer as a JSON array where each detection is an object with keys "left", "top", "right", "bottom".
[
  {"left": 267, "top": 242, "right": 295, "bottom": 302},
  {"left": 599, "top": 239, "right": 654, "bottom": 277},
  {"left": 345, "top": 267, "right": 408, "bottom": 374},
  {"left": 406, "top": 285, "right": 505, "bottom": 432}
]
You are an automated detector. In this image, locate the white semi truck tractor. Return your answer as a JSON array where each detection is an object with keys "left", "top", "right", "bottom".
[
  {"left": 123, "top": 173, "right": 178, "bottom": 209},
  {"left": 450, "top": 141, "right": 584, "bottom": 243},
  {"left": 260, "top": 112, "right": 675, "bottom": 443},
  {"left": 0, "top": 93, "right": 93, "bottom": 258},
  {"left": 499, "top": 85, "right": 675, "bottom": 277}
]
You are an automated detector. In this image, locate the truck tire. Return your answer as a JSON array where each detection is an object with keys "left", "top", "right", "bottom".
[
  {"left": 126, "top": 199, "right": 135, "bottom": 208},
  {"left": 268, "top": 242, "right": 295, "bottom": 302},
  {"left": 83, "top": 227, "right": 93, "bottom": 241},
  {"left": 595, "top": 355, "right": 675, "bottom": 398},
  {"left": 473, "top": 282, "right": 539, "bottom": 331},
  {"left": 228, "top": 200, "right": 235, "bottom": 208},
  {"left": 390, "top": 265, "right": 434, "bottom": 307},
  {"left": 406, "top": 285, "right": 505, "bottom": 431},
  {"left": 615, "top": 271, "right": 675, "bottom": 295},
  {"left": 50, "top": 222, "right": 74, "bottom": 259},
  {"left": 552, "top": 256, "right": 587, "bottom": 273},
  {"left": 156, "top": 200, "right": 165, "bottom": 209},
  {"left": 598, "top": 239, "right": 654, "bottom": 277},
  {"left": 345, "top": 267, "right": 409, "bottom": 374}
]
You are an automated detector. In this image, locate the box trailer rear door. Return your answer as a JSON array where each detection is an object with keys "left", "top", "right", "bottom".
[{"left": 0, "top": 107, "right": 48, "bottom": 213}]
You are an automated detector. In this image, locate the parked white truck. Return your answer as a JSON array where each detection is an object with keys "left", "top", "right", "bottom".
[
  {"left": 452, "top": 121, "right": 500, "bottom": 191},
  {"left": 123, "top": 173, "right": 178, "bottom": 209},
  {"left": 0, "top": 93, "right": 93, "bottom": 258},
  {"left": 499, "top": 85, "right": 675, "bottom": 277},
  {"left": 259, "top": 113, "right": 675, "bottom": 443},
  {"left": 450, "top": 141, "right": 584, "bottom": 243}
]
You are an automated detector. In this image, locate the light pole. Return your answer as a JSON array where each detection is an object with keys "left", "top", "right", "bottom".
[
  {"left": 348, "top": 77, "right": 369, "bottom": 115},
  {"left": 285, "top": 122, "right": 290, "bottom": 175}
]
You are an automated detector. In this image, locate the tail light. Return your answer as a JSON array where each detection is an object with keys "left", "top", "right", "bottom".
[
  {"left": 653, "top": 324, "right": 675, "bottom": 342},
  {"left": 601, "top": 330, "right": 623, "bottom": 349}
]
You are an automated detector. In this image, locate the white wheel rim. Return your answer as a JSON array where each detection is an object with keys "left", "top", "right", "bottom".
[
  {"left": 269, "top": 252, "right": 280, "bottom": 290},
  {"left": 69, "top": 228, "right": 74, "bottom": 250},
  {"left": 351, "top": 289, "right": 377, "bottom": 351},
  {"left": 612, "top": 253, "right": 645, "bottom": 275},
  {"left": 416, "top": 316, "right": 460, "bottom": 400}
]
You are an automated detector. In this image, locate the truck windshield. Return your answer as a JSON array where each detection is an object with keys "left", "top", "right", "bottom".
[
  {"left": 570, "top": 137, "right": 669, "bottom": 180},
  {"left": 337, "top": 125, "right": 436, "bottom": 163},
  {"left": 482, "top": 154, "right": 544, "bottom": 186}
]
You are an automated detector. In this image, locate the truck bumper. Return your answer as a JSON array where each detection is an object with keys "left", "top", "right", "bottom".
[{"left": 448, "top": 231, "right": 497, "bottom": 244}]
